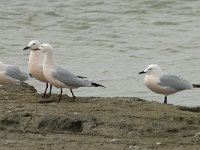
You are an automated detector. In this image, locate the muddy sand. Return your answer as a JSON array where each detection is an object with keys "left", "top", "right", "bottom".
[{"left": 0, "top": 83, "right": 200, "bottom": 150}]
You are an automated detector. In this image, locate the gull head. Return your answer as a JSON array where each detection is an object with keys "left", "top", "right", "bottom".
[
  {"left": 39, "top": 43, "right": 53, "bottom": 53},
  {"left": 139, "top": 64, "right": 163, "bottom": 76},
  {"left": 23, "top": 40, "right": 41, "bottom": 51}
]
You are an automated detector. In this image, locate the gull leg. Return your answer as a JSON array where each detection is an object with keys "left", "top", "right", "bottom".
[
  {"left": 70, "top": 88, "right": 76, "bottom": 100},
  {"left": 58, "top": 88, "right": 63, "bottom": 102},
  {"left": 42, "top": 83, "right": 48, "bottom": 98},
  {"left": 47, "top": 84, "right": 52, "bottom": 98},
  {"left": 164, "top": 96, "right": 167, "bottom": 104}
]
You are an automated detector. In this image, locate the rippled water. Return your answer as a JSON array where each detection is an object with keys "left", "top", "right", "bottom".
[{"left": 0, "top": 0, "right": 200, "bottom": 106}]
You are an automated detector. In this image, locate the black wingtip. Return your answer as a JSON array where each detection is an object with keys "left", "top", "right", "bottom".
[
  {"left": 76, "top": 75, "right": 87, "bottom": 79},
  {"left": 29, "top": 73, "right": 33, "bottom": 78},
  {"left": 192, "top": 84, "right": 200, "bottom": 88},
  {"left": 91, "top": 82, "right": 105, "bottom": 88}
]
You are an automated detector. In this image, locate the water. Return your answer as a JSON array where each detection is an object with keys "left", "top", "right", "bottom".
[{"left": 0, "top": 0, "right": 200, "bottom": 106}]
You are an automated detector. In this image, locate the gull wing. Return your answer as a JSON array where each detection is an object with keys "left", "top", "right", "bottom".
[
  {"left": 5, "top": 65, "right": 29, "bottom": 81},
  {"left": 52, "top": 65, "right": 90, "bottom": 88},
  {"left": 158, "top": 74, "right": 193, "bottom": 91}
]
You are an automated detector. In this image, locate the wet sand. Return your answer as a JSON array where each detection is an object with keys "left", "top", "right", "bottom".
[{"left": 0, "top": 83, "right": 200, "bottom": 150}]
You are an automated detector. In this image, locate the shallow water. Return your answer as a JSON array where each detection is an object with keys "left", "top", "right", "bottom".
[{"left": 0, "top": 0, "right": 200, "bottom": 106}]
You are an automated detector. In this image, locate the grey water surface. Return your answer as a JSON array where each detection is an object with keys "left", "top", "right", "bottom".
[{"left": 0, "top": 0, "right": 200, "bottom": 106}]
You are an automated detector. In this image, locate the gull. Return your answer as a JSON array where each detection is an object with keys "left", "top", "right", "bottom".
[
  {"left": 138, "top": 64, "right": 200, "bottom": 104},
  {"left": 38, "top": 43, "right": 105, "bottom": 101},
  {"left": 23, "top": 40, "right": 53, "bottom": 98},
  {"left": 0, "top": 60, "right": 29, "bottom": 85}
]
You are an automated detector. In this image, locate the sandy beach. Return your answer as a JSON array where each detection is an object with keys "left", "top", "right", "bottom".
[{"left": 0, "top": 83, "right": 200, "bottom": 150}]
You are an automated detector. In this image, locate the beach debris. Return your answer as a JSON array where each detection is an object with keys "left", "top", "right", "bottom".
[{"left": 194, "top": 132, "right": 200, "bottom": 137}]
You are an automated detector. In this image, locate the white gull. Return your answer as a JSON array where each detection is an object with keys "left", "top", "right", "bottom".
[
  {"left": 0, "top": 61, "right": 29, "bottom": 85},
  {"left": 139, "top": 64, "right": 199, "bottom": 104},
  {"left": 23, "top": 40, "right": 52, "bottom": 98},
  {"left": 39, "top": 43, "right": 105, "bottom": 101}
]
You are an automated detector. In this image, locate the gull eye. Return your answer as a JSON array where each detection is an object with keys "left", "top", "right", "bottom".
[{"left": 33, "top": 43, "right": 35, "bottom": 45}]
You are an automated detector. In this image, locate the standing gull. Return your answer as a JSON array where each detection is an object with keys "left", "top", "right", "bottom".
[
  {"left": 23, "top": 40, "right": 53, "bottom": 98},
  {"left": 39, "top": 43, "right": 105, "bottom": 101},
  {"left": 0, "top": 61, "right": 29, "bottom": 85},
  {"left": 138, "top": 64, "right": 200, "bottom": 104}
]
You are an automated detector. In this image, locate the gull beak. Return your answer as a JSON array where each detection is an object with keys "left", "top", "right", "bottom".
[
  {"left": 23, "top": 46, "right": 30, "bottom": 50},
  {"left": 138, "top": 71, "right": 146, "bottom": 74}
]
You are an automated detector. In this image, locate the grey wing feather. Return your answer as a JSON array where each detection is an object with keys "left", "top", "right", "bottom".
[
  {"left": 5, "top": 66, "right": 29, "bottom": 81},
  {"left": 52, "top": 65, "right": 91, "bottom": 88},
  {"left": 158, "top": 74, "right": 193, "bottom": 91}
]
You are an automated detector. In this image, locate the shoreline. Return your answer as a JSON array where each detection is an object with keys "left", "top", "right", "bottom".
[{"left": 0, "top": 83, "right": 200, "bottom": 150}]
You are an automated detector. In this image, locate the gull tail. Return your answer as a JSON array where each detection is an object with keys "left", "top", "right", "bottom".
[
  {"left": 192, "top": 84, "right": 200, "bottom": 88},
  {"left": 91, "top": 82, "right": 105, "bottom": 88}
]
